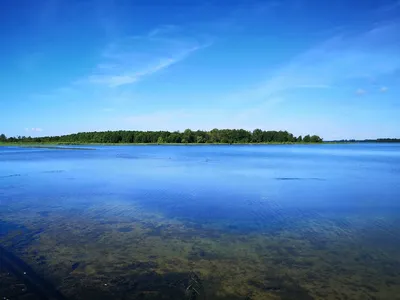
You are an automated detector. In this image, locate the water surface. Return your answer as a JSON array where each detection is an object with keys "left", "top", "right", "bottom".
[{"left": 1, "top": 144, "right": 400, "bottom": 299}]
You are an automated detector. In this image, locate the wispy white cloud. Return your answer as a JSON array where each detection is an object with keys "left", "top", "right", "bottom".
[
  {"left": 147, "top": 24, "right": 180, "bottom": 38},
  {"left": 356, "top": 88, "right": 367, "bottom": 95},
  {"left": 296, "top": 84, "right": 331, "bottom": 89},
  {"left": 253, "top": 22, "right": 400, "bottom": 98},
  {"left": 88, "top": 45, "right": 206, "bottom": 87},
  {"left": 84, "top": 26, "right": 212, "bottom": 87},
  {"left": 25, "top": 128, "right": 43, "bottom": 132},
  {"left": 380, "top": 86, "right": 388, "bottom": 92},
  {"left": 31, "top": 24, "right": 212, "bottom": 107}
]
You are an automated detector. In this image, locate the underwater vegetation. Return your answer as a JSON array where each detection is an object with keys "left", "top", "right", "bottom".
[{"left": 1, "top": 197, "right": 400, "bottom": 300}]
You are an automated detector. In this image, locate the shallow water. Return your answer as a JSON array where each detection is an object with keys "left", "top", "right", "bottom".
[{"left": 1, "top": 144, "right": 400, "bottom": 299}]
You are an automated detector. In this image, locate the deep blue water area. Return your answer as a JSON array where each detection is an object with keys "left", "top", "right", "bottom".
[{"left": 1, "top": 144, "right": 399, "bottom": 226}]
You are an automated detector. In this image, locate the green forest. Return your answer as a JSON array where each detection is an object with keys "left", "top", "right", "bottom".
[{"left": 0, "top": 129, "right": 323, "bottom": 144}]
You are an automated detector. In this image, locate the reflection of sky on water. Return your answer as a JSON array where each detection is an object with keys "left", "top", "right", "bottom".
[{"left": 1, "top": 144, "right": 400, "bottom": 228}]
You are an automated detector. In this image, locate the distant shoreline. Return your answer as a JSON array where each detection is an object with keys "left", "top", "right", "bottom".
[
  {"left": 0, "top": 142, "right": 322, "bottom": 147},
  {"left": 1, "top": 141, "right": 398, "bottom": 147},
  {"left": 2, "top": 130, "right": 399, "bottom": 146},
  {"left": 0, "top": 129, "right": 323, "bottom": 144}
]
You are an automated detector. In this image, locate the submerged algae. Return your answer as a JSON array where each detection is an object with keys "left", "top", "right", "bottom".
[{"left": 1, "top": 197, "right": 400, "bottom": 300}]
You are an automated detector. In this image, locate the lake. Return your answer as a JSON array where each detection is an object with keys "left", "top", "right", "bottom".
[{"left": 1, "top": 144, "right": 400, "bottom": 300}]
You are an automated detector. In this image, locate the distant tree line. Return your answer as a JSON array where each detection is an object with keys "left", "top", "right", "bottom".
[
  {"left": 332, "top": 138, "right": 400, "bottom": 143},
  {"left": 0, "top": 129, "right": 324, "bottom": 144},
  {"left": 373, "top": 138, "right": 400, "bottom": 143}
]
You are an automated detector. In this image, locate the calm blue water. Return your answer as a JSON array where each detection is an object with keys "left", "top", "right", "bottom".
[
  {"left": 1, "top": 144, "right": 400, "bottom": 299},
  {"left": 1, "top": 144, "right": 399, "bottom": 230}
]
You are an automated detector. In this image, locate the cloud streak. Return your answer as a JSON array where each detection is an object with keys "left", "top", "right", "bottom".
[
  {"left": 253, "top": 22, "right": 400, "bottom": 98},
  {"left": 25, "top": 128, "right": 43, "bottom": 132},
  {"left": 380, "top": 86, "right": 388, "bottom": 92},
  {"left": 85, "top": 26, "right": 212, "bottom": 87},
  {"left": 296, "top": 84, "right": 331, "bottom": 89},
  {"left": 356, "top": 88, "right": 367, "bottom": 95},
  {"left": 88, "top": 45, "right": 207, "bottom": 87}
]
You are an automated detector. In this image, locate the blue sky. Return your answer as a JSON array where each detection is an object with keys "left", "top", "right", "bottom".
[{"left": 1, "top": 0, "right": 399, "bottom": 140}]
